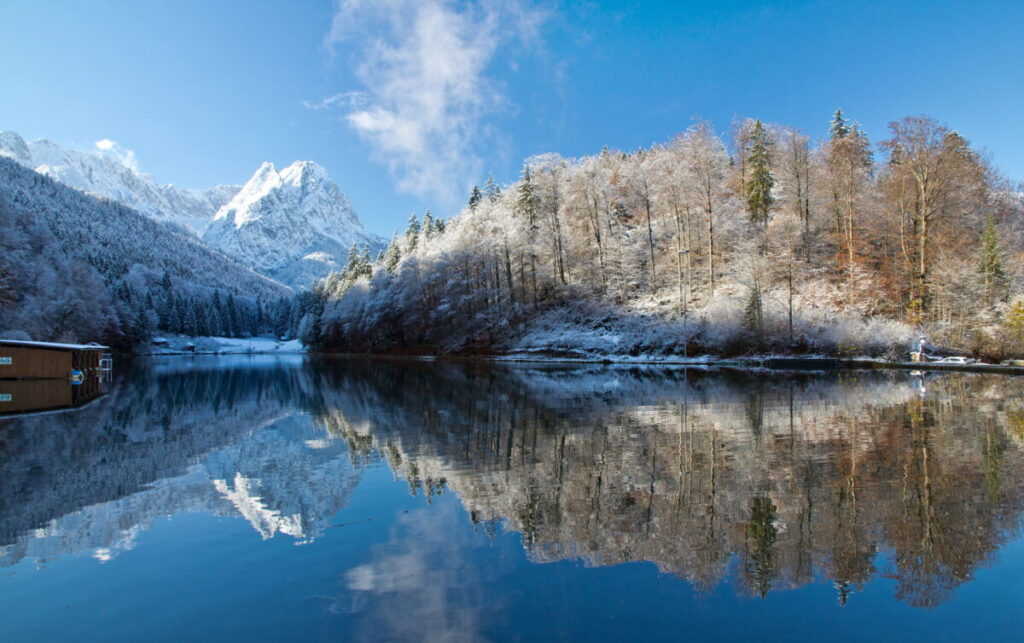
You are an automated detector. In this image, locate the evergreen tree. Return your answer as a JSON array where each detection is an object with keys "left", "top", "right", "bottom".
[
  {"left": 382, "top": 236, "right": 402, "bottom": 274},
  {"left": 256, "top": 300, "right": 266, "bottom": 335},
  {"left": 405, "top": 213, "right": 421, "bottom": 251},
  {"left": 1004, "top": 299, "right": 1024, "bottom": 347},
  {"left": 273, "top": 298, "right": 291, "bottom": 338},
  {"left": 194, "top": 300, "right": 210, "bottom": 336},
  {"left": 830, "top": 108, "right": 850, "bottom": 140},
  {"left": 515, "top": 167, "right": 539, "bottom": 222},
  {"left": 980, "top": 216, "right": 1006, "bottom": 303},
  {"left": 212, "top": 291, "right": 226, "bottom": 336},
  {"left": 468, "top": 185, "right": 482, "bottom": 211},
  {"left": 744, "top": 284, "right": 764, "bottom": 335},
  {"left": 207, "top": 300, "right": 223, "bottom": 337},
  {"left": 171, "top": 296, "right": 186, "bottom": 334},
  {"left": 144, "top": 292, "right": 157, "bottom": 329},
  {"left": 129, "top": 290, "right": 154, "bottom": 341},
  {"left": 343, "top": 243, "right": 361, "bottom": 274},
  {"left": 483, "top": 174, "right": 501, "bottom": 201},
  {"left": 226, "top": 295, "right": 239, "bottom": 338},
  {"left": 422, "top": 211, "right": 435, "bottom": 241},
  {"left": 746, "top": 120, "right": 774, "bottom": 225},
  {"left": 157, "top": 292, "right": 173, "bottom": 331},
  {"left": 849, "top": 124, "right": 873, "bottom": 169}
]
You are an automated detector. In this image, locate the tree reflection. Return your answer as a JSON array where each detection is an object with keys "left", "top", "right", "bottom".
[
  {"left": 2, "top": 357, "right": 1023, "bottom": 609},
  {"left": 312, "top": 361, "right": 1024, "bottom": 608},
  {"left": 744, "top": 497, "right": 778, "bottom": 598}
]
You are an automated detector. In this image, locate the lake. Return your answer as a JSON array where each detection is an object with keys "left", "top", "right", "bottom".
[{"left": 1, "top": 356, "right": 1023, "bottom": 641}]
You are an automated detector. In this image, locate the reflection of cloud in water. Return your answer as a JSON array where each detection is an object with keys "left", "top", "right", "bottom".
[{"left": 340, "top": 504, "right": 492, "bottom": 643}]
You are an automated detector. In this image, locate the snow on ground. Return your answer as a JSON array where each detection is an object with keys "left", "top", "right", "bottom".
[
  {"left": 501, "top": 305, "right": 699, "bottom": 361},
  {"left": 143, "top": 336, "right": 305, "bottom": 355}
]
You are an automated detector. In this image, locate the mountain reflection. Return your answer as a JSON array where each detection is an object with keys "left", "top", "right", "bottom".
[{"left": 1, "top": 357, "right": 1022, "bottom": 608}]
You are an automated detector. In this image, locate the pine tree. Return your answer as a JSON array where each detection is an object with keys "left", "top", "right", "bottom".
[
  {"left": 483, "top": 174, "right": 501, "bottom": 201},
  {"left": 980, "top": 215, "right": 1006, "bottom": 303},
  {"left": 343, "top": 243, "right": 361, "bottom": 275},
  {"left": 405, "top": 213, "right": 421, "bottom": 251},
  {"left": 1002, "top": 299, "right": 1024, "bottom": 355},
  {"left": 515, "top": 167, "right": 539, "bottom": 222},
  {"left": 830, "top": 108, "right": 850, "bottom": 140},
  {"left": 194, "top": 301, "right": 210, "bottom": 336},
  {"left": 256, "top": 300, "right": 266, "bottom": 335},
  {"left": 272, "top": 299, "right": 289, "bottom": 338},
  {"left": 746, "top": 120, "right": 774, "bottom": 226},
  {"left": 744, "top": 284, "right": 764, "bottom": 335},
  {"left": 468, "top": 186, "right": 482, "bottom": 211},
  {"left": 422, "top": 211, "right": 435, "bottom": 241},
  {"left": 849, "top": 124, "right": 873, "bottom": 169},
  {"left": 207, "top": 301, "right": 223, "bottom": 337},
  {"left": 157, "top": 293, "right": 173, "bottom": 331},
  {"left": 182, "top": 299, "right": 199, "bottom": 337},
  {"left": 144, "top": 292, "right": 156, "bottom": 328},
  {"left": 212, "top": 291, "right": 225, "bottom": 336},
  {"left": 382, "top": 236, "right": 402, "bottom": 273},
  {"left": 226, "top": 295, "right": 239, "bottom": 337},
  {"left": 171, "top": 296, "right": 186, "bottom": 334},
  {"left": 516, "top": 166, "right": 541, "bottom": 306}
]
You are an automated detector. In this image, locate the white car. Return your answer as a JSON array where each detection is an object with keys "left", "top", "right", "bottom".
[{"left": 937, "top": 356, "right": 970, "bottom": 364}]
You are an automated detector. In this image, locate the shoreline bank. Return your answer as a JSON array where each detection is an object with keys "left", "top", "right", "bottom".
[{"left": 308, "top": 351, "right": 1024, "bottom": 376}]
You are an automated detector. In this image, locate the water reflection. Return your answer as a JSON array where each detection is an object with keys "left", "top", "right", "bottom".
[{"left": 1, "top": 356, "right": 1022, "bottom": 611}]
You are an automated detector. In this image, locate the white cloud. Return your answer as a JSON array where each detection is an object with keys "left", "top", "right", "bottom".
[
  {"left": 321, "top": 0, "right": 548, "bottom": 203},
  {"left": 300, "top": 92, "right": 368, "bottom": 112},
  {"left": 93, "top": 138, "right": 140, "bottom": 172}
]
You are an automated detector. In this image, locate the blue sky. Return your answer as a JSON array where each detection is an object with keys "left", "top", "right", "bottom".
[{"left": 1, "top": 0, "right": 1020, "bottom": 236}]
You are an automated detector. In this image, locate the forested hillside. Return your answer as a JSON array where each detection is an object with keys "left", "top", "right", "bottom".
[
  {"left": 0, "top": 157, "right": 294, "bottom": 346},
  {"left": 304, "top": 112, "right": 1024, "bottom": 359}
]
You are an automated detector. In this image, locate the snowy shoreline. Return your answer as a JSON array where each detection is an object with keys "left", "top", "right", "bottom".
[
  {"left": 310, "top": 350, "right": 1024, "bottom": 375},
  {"left": 137, "top": 336, "right": 305, "bottom": 356},
  {"left": 126, "top": 337, "right": 1024, "bottom": 375}
]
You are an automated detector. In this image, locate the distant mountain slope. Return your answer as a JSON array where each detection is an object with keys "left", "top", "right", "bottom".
[
  {"left": 204, "top": 161, "right": 386, "bottom": 288},
  {"left": 0, "top": 131, "right": 238, "bottom": 235},
  {"left": 0, "top": 131, "right": 384, "bottom": 289},
  {"left": 0, "top": 156, "right": 289, "bottom": 300}
]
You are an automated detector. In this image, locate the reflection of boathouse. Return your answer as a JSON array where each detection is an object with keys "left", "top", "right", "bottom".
[
  {"left": 0, "top": 340, "right": 110, "bottom": 416},
  {"left": 0, "top": 377, "right": 106, "bottom": 416}
]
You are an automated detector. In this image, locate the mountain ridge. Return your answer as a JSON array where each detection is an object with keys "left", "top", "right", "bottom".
[
  {"left": 204, "top": 159, "right": 385, "bottom": 288},
  {"left": 0, "top": 130, "right": 384, "bottom": 288},
  {"left": 0, "top": 131, "right": 239, "bottom": 235}
]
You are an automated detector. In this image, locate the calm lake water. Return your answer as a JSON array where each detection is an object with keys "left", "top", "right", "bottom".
[{"left": 1, "top": 356, "right": 1023, "bottom": 641}]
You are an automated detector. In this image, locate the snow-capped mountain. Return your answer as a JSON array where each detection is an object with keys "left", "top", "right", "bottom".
[
  {"left": 0, "top": 130, "right": 384, "bottom": 288},
  {"left": 0, "top": 130, "right": 238, "bottom": 235},
  {"left": 204, "top": 161, "right": 385, "bottom": 288}
]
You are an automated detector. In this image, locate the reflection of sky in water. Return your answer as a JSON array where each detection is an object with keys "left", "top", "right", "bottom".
[
  {"left": 341, "top": 504, "right": 493, "bottom": 642},
  {"left": 1, "top": 356, "right": 1023, "bottom": 640}
]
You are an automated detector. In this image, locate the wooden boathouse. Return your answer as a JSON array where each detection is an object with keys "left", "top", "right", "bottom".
[{"left": 0, "top": 340, "right": 111, "bottom": 380}]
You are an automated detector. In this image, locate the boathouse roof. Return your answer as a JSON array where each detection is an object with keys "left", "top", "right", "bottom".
[{"left": 0, "top": 339, "right": 109, "bottom": 351}]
